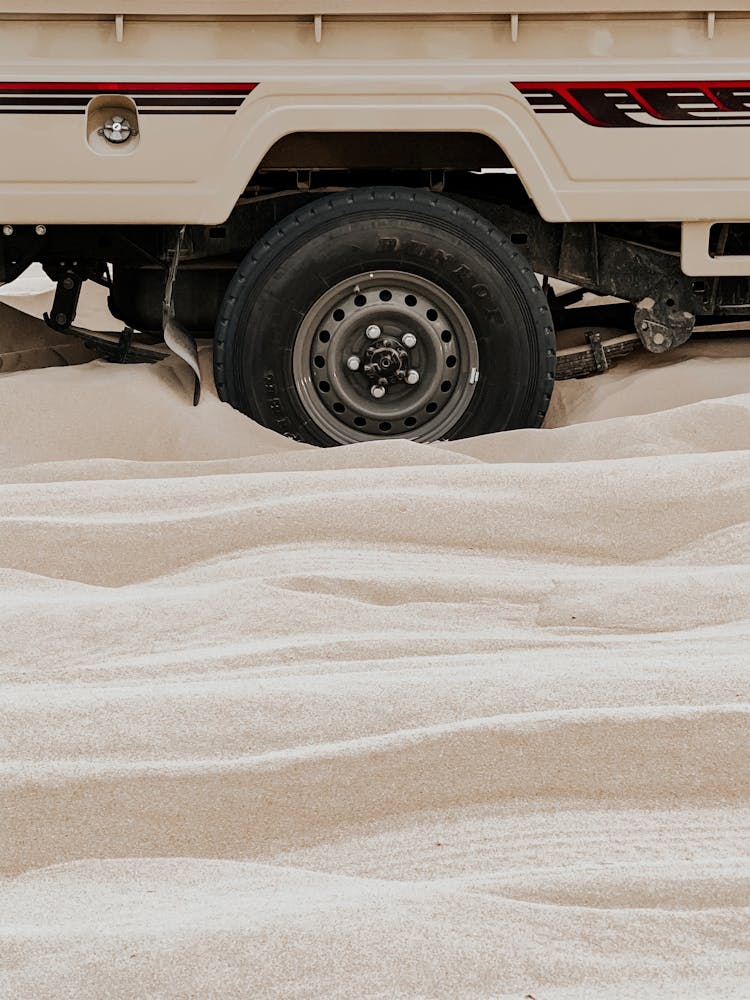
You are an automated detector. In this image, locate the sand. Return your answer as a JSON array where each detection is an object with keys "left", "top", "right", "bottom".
[{"left": 0, "top": 281, "right": 748, "bottom": 999}]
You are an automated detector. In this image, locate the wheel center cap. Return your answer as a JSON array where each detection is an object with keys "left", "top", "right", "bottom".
[{"left": 363, "top": 337, "right": 408, "bottom": 384}]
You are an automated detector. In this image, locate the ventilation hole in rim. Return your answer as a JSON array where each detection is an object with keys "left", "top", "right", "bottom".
[
  {"left": 354, "top": 294, "right": 367, "bottom": 307},
  {"left": 353, "top": 416, "right": 367, "bottom": 427},
  {"left": 446, "top": 355, "right": 457, "bottom": 368},
  {"left": 405, "top": 294, "right": 418, "bottom": 307},
  {"left": 379, "top": 290, "right": 392, "bottom": 301},
  {"left": 441, "top": 330, "right": 452, "bottom": 342},
  {"left": 404, "top": 416, "right": 417, "bottom": 427},
  {"left": 333, "top": 402, "right": 345, "bottom": 414},
  {"left": 441, "top": 380, "right": 452, "bottom": 392},
  {"left": 426, "top": 402, "right": 439, "bottom": 413},
  {"left": 426, "top": 308, "right": 438, "bottom": 321},
  {"left": 333, "top": 308, "right": 345, "bottom": 321},
  {"left": 313, "top": 355, "right": 326, "bottom": 368},
  {"left": 319, "top": 380, "right": 331, "bottom": 393},
  {"left": 379, "top": 421, "right": 392, "bottom": 432},
  {"left": 319, "top": 330, "right": 331, "bottom": 343}
]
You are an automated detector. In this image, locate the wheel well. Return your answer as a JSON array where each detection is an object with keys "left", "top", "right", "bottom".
[{"left": 253, "top": 131, "right": 512, "bottom": 175}]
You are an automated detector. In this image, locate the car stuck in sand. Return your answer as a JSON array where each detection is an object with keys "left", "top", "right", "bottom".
[{"left": 2, "top": 1, "right": 750, "bottom": 444}]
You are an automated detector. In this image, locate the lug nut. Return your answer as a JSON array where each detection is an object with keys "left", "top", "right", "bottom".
[
  {"left": 405, "top": 369, "right": 420, "bottom": 385},
  {"left": 346, "top": 355, "right": 361, "bottom": 371},
  {"left": 402, "top": 333, "right": 417, "bottom": 349},
  {"left": 35, "top": 225, "right": 47, "bottom": 236},
  {"left": 2, "top": 225, "right": 13, "bottom": 237},
  {"left": 371, "top": 384, "right": 387, "bottom": 399},
  {"left": 365, "top": 324, "right": 382, "bottom": 340}
]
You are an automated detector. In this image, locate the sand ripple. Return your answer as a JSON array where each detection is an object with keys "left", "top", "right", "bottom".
[{"left": 1, "top": 339, "right": 749, "bottom": 998}]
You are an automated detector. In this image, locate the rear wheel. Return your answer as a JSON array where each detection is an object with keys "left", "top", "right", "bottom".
[{"left": 214, "top": 187, "right": 555, "bottom": 445}]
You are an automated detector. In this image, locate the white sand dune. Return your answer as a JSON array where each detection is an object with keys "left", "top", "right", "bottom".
[{"left": 0, "top": 294, "right": 748, "bottom": 999}]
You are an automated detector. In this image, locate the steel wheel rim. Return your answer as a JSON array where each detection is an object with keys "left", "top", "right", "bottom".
[{"left": 292, "top": 270, "right": 480, "bottom": 444}]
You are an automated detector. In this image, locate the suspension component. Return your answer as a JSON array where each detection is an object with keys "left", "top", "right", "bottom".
[{"left": 44, "top": 269, "right": 83, "bottom": 332}]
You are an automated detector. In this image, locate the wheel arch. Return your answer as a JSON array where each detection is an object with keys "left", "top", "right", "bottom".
[{"left": 208, "top": 101, "right": 570, "bottom": 224}]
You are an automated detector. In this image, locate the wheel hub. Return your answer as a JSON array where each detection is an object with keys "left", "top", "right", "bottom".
[{"left": 363, "top": 337, "right": 410, "bottom": 385}]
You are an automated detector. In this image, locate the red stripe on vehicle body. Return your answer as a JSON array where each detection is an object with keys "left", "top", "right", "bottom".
[
  {"left": 515, "top": 80, "right": 750, "bottom": 90},
  {"left": 515, "top": 81, "right": 750, "bottom": 128},
  {"left": 0, "top": 82, "right": 257, "bottom": 92}
]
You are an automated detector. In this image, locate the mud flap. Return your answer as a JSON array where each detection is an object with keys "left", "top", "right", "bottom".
[
  {"left": 164, "top": 316, "right": 201, "bottom": 406},
  {"left": 163, "top": 225, "right": 201, "bottom": 406}
]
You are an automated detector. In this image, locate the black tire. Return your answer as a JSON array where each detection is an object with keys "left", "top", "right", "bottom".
[{"left": 214, "top": 187, "right": 555, "bottom": 445}]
